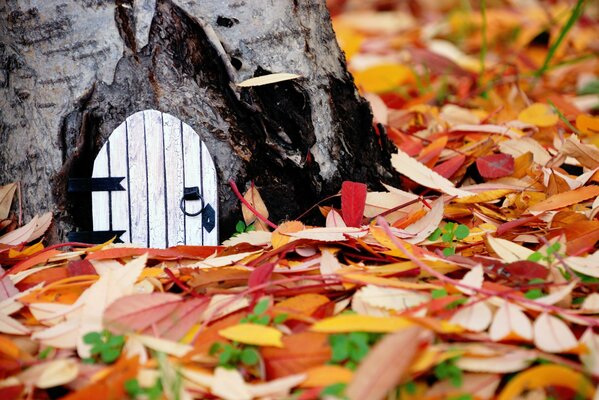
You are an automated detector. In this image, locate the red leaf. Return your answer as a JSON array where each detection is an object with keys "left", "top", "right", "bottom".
[
  {"left": 433, "top": 154, "right": 466, "bottom": 179},
  {"left": 341, "top": 181, "right": 367, "bottom": 227},
  {"left": 476, "top": 153, "right": 514, "bottom": 179},
  {"left": 503, "top": 261, "right": 549, "bottom": 282},
  {"left": 67, "top": 259, "right": 97, "bottom": 276},
  {"left": 248, "top": 262, "right": 276, "bottom": 300},
  {"left": 104, "top": 293, "right": 183, "bottom": 334},
  {"left": 86, "top": 246, "right": 222, "bottom": 261}
]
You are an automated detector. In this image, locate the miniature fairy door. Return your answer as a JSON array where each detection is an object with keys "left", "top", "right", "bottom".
[{"left": 90, "top": 110, "right": 217, "bottom": 247}]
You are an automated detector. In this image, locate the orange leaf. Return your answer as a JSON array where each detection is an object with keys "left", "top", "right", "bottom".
[
  {"left": 576, "top": 113, "right": 599, "bottom": 135},
  {"left": 527, "top": 185, "right": 599, "bottom": 213},
  {"left": 6, "top": 249, "right": 61, "bottom": 276},
  {"left": 61, "top": 356, "right": 139, "bottom": 400},
  {"left": 261, "top": 332, "right": 331, "bottom": 379},
  {"left": 497, "top": 364, "right": 595, "bottom": 400},
  {"left": 300, "top": 365, "right": 353, "bottom": 388},
  {"left": 273, "top": 294, "right": 330, "bottom": 320}
]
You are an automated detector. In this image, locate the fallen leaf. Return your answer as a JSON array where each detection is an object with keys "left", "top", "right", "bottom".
[
  {"left": 352, "top": 64, "right": 414, "bottom": 93},
  {"left": 518, "top": 103, "right": 558, "bottom": 127},
  {"left": 476, "top": 154, "right": 515, "bottom": 179},
  {"left": 486, "top": 236, "right": 535, "bottom": 262},
  {"left": 449, "top": 300, "right": 492, "bottom": 332},
  {"left": 576, "top": 113, "right": 599, "bottom": 135},
  {"left": 489, "top": 302, "right": 533, "bottom": 342},
  {"left": 242, "top": 184, "right": 269, "bottom": 229},
  {"left": 456, "top": 349, "right": 536, "bottom": 373},
  {"left": 218, "top": 323, "right": 283, "bottom": 347},
  {"left": 237, "top": 73, "right": 301, "bottom": 87},
  {"left": 346, "top": 327, "right": 426, "bottom": 400},
  {"left": 300, "top": 365, "right": 353, "bottom": 387},
  {"left": 391, "top": 150, "right": 473, "bottom": 198},
  {"left": 261, "top": 331, "right": 331, "bottom": 379},
  {"left": 560, "top": 135, "right": 599, "bottom": 169},
  {"left": 311, "top": 314, "right": 414, "bottom": 333},
  {"left": 0, "top": 183, "right": 17, "bottom": 220},
  {"left": 103, "top": 292, "right": 183, "bottom": 334},
  {"left": 497, "top": 364, "right": 595, "bottom": 400},
  {"left": 34, "top": 359, "right": 79, "bottom": 389},
  {"left": 528, "top": 185, "right": 599, "bottom": 213},
  {"left": 533, "top": 312, "right": 578, "bottom": 353},
  {"left": 341, "top": 181, "right": 367, "bottom": 227},
  {"left": 212, "top": 367, "right": 254, "bottom": 400},
  {"left": 498, "top": 137, "right": 552, "bottom": 165},
  {"left": 287, "top": 227, "right": 368, "bottom": 241}
]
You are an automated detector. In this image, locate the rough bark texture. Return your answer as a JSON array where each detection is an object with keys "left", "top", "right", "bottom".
[{"left": 0, "top": 0, "right": 397, "bottom": 241}]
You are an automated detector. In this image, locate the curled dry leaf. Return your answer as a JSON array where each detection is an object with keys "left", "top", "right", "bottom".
[
  {"left": 242, "top": 184, "right": 269, "bottom": 229},
  {"left": 0, "top": 182, "right": 17, "bottom": 220}
]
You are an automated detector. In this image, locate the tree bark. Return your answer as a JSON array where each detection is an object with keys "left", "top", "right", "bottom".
[{"left": 0, "top": 0, "right": 397, "bottom": 241}]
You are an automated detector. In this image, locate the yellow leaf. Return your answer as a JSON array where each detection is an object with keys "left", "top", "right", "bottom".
[
  {"left": 454, "top": 189, "right": 514, "bottom": 204},
  {"left": 497, "top": 364, "right": 595, "bottom": 400},
  {"left": 342, "top": 272, "right": 441, "bottom": 290},
  {"left": 517, "top": 103, "right": 558, "bottom": 127},
  {"left": 576, "top": 113, "right": 599, "bottom": 135},
  {"left": 218, "top": 323, "right": 283, "bottom": 348},
  {"left": 352, "top": 64, "right": 414, "bottom": 94},
  {"left": 300, "top": 365, "right": 353, "bottom": 388},
  {"left": 9, "top": 241, "right": 45, "bottom": 258},
  {"left": 310, "top": 314, "right": 414, "bottom": 333},
  {"left": 332, "top": 21, "right": 364, "bottom": 61}
]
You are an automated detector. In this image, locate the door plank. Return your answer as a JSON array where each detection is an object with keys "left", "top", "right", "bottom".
[
  {"left": 144, "top": 110, "right": 168, "bottom": 248},
  {"left": 126, "top": 111, "right": 149, "bottom": 246},
  {"left": 108, "top": 121, "right": 131, "bottom": 243},
  {"left": 91, "top": 145, "right": 110, "bottom": 232},
  {"left": 201, "top": 141, "right": 218, "bottom": 243},
  {"left": 182, "top": 122, "right": 204, "bottom": 244},
  {"left": 163, "top": 113, "right": 186, "bottom": 246}
]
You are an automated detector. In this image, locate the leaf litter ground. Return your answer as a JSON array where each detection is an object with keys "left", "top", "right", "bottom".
[{"left": 2, "top": 1, "right": 599, "bottom": 399}]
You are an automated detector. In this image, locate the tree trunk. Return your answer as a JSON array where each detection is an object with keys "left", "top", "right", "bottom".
[{"left": 0, "top": 0, "right": 397, "bottom": 241}]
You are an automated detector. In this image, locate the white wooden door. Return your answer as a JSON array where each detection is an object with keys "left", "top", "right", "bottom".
[{"left": 91, "top": 110, "right": 218, "bottom": 247}]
